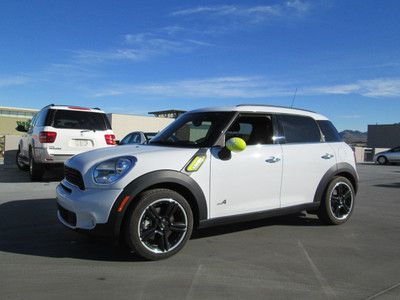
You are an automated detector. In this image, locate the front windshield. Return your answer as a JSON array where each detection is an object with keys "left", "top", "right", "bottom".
[{"left": 150, "top": 112, "right": 235, "bottom": 148}]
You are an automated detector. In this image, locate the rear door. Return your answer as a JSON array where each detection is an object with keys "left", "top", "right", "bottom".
[
  {"left": 277, "top": 115, "right": 337, "bottom": 207},
  {"left": 21, "top": 113, "right": 38, "bottom": 157},
  {"left": 316, "top": 120, "right": 349, "bottom": 163},
  {"left": 45, "top": 108, "right": 113, "bottom": 155}
]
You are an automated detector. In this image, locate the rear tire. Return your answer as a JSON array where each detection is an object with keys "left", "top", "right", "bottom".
[
  {"left": 16, "top": 148, "right": 29, "bottom": 171},
  {"left": 29, "top": 154, "right": 45, "bottom": 181},
  {"left": 377, "top": 156, "right": 387, "bottom": 165},
  {"left": 125, "top": 189, "right": 193, "bottom": 260},
  {"left": 317, "top": 176, "right": 355, "bottom": 225}
]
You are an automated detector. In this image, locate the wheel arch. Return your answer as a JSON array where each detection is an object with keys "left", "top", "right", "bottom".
[
  {"left": 110, "top": 170, "right": 208, "bottom": 240},
  {"left": 313, "top": 163, "right": 359, "bottom": 203}
]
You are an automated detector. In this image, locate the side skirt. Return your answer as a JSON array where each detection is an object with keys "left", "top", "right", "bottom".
[{"left": 198, "top": 202, "right": 320, "bottom": 229}]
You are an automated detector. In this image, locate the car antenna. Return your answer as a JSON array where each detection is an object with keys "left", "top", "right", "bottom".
[{"left": 290, "top": 88, "right": 298, "bottom": 108}]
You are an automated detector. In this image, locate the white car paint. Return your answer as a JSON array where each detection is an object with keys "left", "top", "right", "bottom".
[
  {"left": 56, "top": 105, "right": 357, "bottom": 235},
  {"left": 210, "top": 144, "right": 283, "bottom": 218}
]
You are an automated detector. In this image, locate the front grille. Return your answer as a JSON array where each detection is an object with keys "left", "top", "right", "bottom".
[
  {"left": 58, "top": 204, "right": 77, "bottom": 227},
  {"left": 64, "top": 166, "right": 85, "bottom": 190}
]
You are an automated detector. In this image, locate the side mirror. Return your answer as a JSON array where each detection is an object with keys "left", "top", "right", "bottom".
[
  {"left": 16, "top": 125, "right": 28, "bottom": 132},
  {"left": 115, "top": 140, "right": 120, "bottom": 145},
  {"left": 218, "top": 137, "right": 247, "bottom": 160},
  {"left": 226, "top": 137, "right": 247, "bottom": 153}
]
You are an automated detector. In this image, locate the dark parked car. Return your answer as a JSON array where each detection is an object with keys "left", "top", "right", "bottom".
[{"left": 118, "top": 131, "right": 157, "bottom": 145}]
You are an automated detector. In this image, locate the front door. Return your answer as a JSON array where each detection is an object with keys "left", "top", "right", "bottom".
[{"left": 210, "top": 114, "right": 283, "bottom": 218}]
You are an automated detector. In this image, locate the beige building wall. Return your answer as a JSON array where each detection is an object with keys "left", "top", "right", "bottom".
[
  {"left": 353, "top": 146, "right": 365, "bottom": 163},
  {"left": 0, "top": 117, "right": 28, "bottom": 136},
  {"left": 374, "top": 148, "right": 390, "bottom": 155},
  {"left": 108, "top": 113, "right": 174, "bottom": 140}
]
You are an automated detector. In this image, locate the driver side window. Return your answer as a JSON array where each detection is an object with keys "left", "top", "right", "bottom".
[
  {"left": 28, "top": 113, "right": 38, "bottom": 134},
  {"left": 226, "top": 114, "right": 274, "bottom": 145}
]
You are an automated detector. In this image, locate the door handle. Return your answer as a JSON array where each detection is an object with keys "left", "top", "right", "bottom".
[
  {"left": 321, "top": 153, "right": 334, "bottom": 159},
  {"left": 265, "top": 156, "right": 281, "bottom": 163}
]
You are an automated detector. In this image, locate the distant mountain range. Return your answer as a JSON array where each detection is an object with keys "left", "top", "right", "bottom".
[{"left": 339, "top": 130, "right": 367, "bottom": 144}]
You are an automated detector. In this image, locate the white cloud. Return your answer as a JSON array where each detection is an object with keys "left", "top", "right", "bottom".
[
  {"left": 0, "top": 75, "right": 30, "bottom": 88},
  {"left": 74, "top": 31, "right": 211, "bottom": 64},
  {"left": 305, "top": 78, "right": 400, "bottom": 97},
  {"left": 92, "top": 76, "right": 292, "bottom": 99},
  {"left": 92, "top": 76, "right": 400, "bottom": 100},
  {"left": 92, "top": 89, "right": 124, "bottom": 98},
  {"left": 74, "top": 48, "right": 145, "bottom": 63},
  {"left": 171, "top": 1, "right": 311, "bottom": 20}
]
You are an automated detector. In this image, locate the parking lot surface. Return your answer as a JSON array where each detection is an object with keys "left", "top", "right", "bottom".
[{"left": 0, "top": 164, "right": 399, "bottom": 299}]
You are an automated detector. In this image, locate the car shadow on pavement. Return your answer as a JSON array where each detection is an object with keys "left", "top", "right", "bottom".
[
  {"left": 192, "top": 214, "right": 323, "bottom": 239},
  {"left": 374, "top": 182, "right": 400, "bottom": 189},
  {"left": 0, "top": 165, "right": 63, "bottom": 183},
  {"left": 0, "top": 198, "right": 144, "bottom": 262},
  {"left": 0, "top": 198, "right": 322, "bottom": 261}
]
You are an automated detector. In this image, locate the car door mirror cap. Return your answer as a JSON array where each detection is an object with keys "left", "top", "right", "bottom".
[
  {"left": 218, "top": 137, "right": 247, "bottom": 160},
  {"left": 226, "top": 137, "right": 247, "bottom": 153}
]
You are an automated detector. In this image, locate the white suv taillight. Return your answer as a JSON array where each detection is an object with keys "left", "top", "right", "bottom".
[
  {"left": 105, "top": 134, "right": 116, "bottom": 145},
  {"left": 39, "top": 131, "right": 57, "bottom": 143}
]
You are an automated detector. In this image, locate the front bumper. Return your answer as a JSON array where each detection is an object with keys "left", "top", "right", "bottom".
[{"left": 56, "top": 179, "right": 123, "bottom": 236}]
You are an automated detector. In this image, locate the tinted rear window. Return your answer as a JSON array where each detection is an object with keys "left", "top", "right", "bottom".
[
  {"left": 279, "top": 115, "right": 322, "bottom": 143},
  {"left": 317, "top": 120, "right": 342, "bottom": 142},
  {"left": 51, "top": 110, "right": 111, "bottom": 130}
]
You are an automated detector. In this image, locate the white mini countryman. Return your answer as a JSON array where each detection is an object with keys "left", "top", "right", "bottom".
[{"left": 57, "top": 105, "right": 358, "bottom": 260}]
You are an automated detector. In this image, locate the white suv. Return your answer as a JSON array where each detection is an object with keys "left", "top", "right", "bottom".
[
  {"left": 56, "top": 105, "right": 358, "bottom": 260},
  {"left": 16, "top": 104, "right": 116, "bottom": 181}
]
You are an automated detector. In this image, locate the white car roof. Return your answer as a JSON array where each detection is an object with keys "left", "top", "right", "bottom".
[
  {"left": 46, "top": 105, "right": 105, "bottom": 114},
  {"left": 190, "top": 104, "right": 328, "bottom": 120}
]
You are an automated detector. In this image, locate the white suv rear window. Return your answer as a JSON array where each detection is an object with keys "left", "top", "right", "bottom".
[{"left": 50, "top": 110, "right": 110, "bottom": 131}]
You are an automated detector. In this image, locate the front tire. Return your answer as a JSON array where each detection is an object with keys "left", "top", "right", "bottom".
[
  {"left": 16, "top": 148, "right": 29, "bottom": 171},
  {"left": 377, "top": 156, "right": 387, "bottom": 165},
  {"left": 29, "top": 154, "right": 45, "bottom": 181},
  {"left": 125, "top": 189, "right": 193, "bottom": 260},
  {"left": 318, "top": 176, "right": 355, "bottom": 225}
]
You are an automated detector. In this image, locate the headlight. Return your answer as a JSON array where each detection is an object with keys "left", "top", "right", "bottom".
[{"left": 93, "top": 156, "right": 136, "bottom": 184}]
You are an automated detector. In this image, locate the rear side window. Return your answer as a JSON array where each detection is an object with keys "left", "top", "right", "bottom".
[
  {"left": 317, "top": 120, "right": 342, "bottom": 142},
  {"left": 279, "top": 115, "right": 321, "bottom": 143},
  {"left": 50, "top": 110, "right": 111, "bottom": 130}
]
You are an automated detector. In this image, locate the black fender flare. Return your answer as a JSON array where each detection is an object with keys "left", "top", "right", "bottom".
[
  {"left": 313, "top": 162, "right": 359, "bottom": 203},
  {"left": 107, "top": 170, "right": 208, "bottom": 240}
]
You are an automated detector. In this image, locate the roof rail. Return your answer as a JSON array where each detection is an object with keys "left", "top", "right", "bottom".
[
  {"left": 45, "top": 104, "right": 99, "bottom": 110},
  {"left": 236, "top": 104, "right": 316, "bottom": 113}
]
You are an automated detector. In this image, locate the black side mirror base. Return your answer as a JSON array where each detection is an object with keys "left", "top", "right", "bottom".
[{"left": 218, "top": 147, "right": 232, "bottom": 161}]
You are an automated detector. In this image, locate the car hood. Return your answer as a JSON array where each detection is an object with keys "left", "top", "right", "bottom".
[{"left": 65, "top": 144, "right": 200, "bottom": 188}]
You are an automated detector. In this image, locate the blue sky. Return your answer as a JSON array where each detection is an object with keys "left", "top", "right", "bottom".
[{"left": 0, "top": 0, "right": 399, "bottom": 131}]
